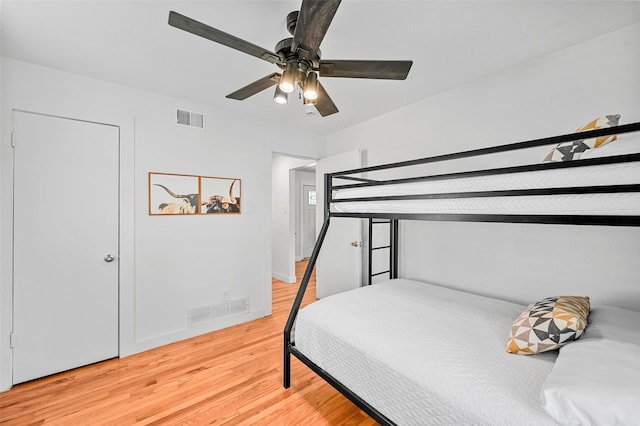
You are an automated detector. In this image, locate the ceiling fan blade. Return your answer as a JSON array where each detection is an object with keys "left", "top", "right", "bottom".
[
  {"left": 319, "top": 60, "right": 413, "bottom": 80},
  {"left": 292, "top": 0, "right": 341, "bottom": 62},
  {"left": 168, "top": 11, "right": 281, "bottom": 64},
  {"left": 314, "top": 81, "right": 339, "bottom": 117},
  {"left": 226, "top": 73, "right": 281, "bottom": 100}
]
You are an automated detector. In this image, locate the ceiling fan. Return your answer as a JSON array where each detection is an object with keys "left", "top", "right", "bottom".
[{"left": 168, "top": 0, "right": 413, "bottom": 117}]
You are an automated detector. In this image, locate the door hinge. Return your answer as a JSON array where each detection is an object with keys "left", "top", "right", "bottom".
[
  {"left": 11, "top": 132, "right": 16, "bottom": 148},
  {"left": 9, "top": 332, "right": 15, "bottom": 348}
]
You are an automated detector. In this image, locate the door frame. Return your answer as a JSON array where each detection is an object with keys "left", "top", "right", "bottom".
[
  {"left": 300, "top": 184, "right": 316, "bottom": 259},
  {"left": 0, "top": 100, "right": 135, "bottom": 391},
  {"left": 270, "top": 154, "right": 316, "bottom": 284}
]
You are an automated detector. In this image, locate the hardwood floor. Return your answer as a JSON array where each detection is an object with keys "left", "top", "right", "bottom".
[{"left": 0, "top": 260, "right": 377, "bottom": 425}]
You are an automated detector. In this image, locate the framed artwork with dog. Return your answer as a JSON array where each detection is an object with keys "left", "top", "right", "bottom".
[{"left": 148, "top": 172, "right": 242, "bottom": 215}]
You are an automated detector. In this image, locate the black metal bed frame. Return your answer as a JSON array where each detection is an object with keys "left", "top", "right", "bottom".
[{"left": 283, "top": 122, "right": 640, "bottom": 425}]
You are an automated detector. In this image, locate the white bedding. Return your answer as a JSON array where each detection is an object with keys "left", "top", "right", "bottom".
[
  {"left": 540, "top": 306, "right": 640, "bottom": 426},
  {"left": 295, "top": 279, "right": 559, "bottom": 425},
  {"left": 332, "top": 160, "right": 640, "bottom": 216}
]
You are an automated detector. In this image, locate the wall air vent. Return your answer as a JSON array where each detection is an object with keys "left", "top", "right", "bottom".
[
  {"left": 188, "top": 306, "right": 211, "bottom": 326},
  {"left": 176, "top": 109, "right": 205, "bottom": 129},
  {"left": 187, "top": 297, "right": 249, "bottom": 327},
  {"left": 229, "top": 297, "right": 249, "bottom": 315}
]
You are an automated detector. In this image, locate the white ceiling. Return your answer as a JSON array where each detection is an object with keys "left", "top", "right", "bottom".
[{"left": 2, "top": 0, "right": 639, "bottom": 136}]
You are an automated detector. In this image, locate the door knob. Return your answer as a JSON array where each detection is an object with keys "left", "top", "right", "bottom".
[
  {"left": 104, "top": 254, "right": 115, "bottom": 262},
  {"left": 350, "top": 241, "right": 361, "bottom": 248}
]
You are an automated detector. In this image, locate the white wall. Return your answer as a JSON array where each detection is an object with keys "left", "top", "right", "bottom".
[
  {"left": 0, "top": 58, "right": 324, "bottom": 390},
  {"left": 271, "top": 155, "right": 316, "bottom": 283},
  {"left": 326, "top": 24, "right": 640, "bottom": 310}
]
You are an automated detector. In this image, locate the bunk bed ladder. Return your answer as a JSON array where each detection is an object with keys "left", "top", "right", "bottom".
[{"left": 368, "top": 218, "right": 399, "bottom": 285}]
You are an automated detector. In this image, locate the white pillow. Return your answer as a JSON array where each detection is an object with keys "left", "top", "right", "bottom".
[
  {"left": 540, "top": 306, "right": 640, "bottom": 426},
  {"left": 582, "top": 305, "right": 640, "bottom": 344}
]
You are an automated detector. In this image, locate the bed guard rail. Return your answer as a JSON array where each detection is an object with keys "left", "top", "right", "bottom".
[{"left": 329, "top": 122, "right": 640, "bottom": 227}]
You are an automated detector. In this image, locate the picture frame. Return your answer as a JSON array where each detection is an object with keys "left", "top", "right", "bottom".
[{"left": 149, "top": 172, "right": 241, "bottom": 215}]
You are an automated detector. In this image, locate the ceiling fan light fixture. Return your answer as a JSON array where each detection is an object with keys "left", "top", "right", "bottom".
[
  {"left": 168, "top": 2, "right": 412, "bottom": 119},
  {"left": 279, "top": 62, "right": 297, "bottom": 93},
  {"left": 273, "top": 85, "right": 288, "bottom": 104},
  {"left": 303, "top": 71, "right": 318, "bottom": 100}
]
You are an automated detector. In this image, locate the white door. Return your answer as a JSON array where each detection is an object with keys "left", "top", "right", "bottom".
[
  {"left": 302, "top": 185, "right": 316, "bottom": 258},
  {"left": 12, "top": 111, "right": 119, "bottom": 384},
  {"left": 315, "top": 150, "right": 362, "bottom": 298}
]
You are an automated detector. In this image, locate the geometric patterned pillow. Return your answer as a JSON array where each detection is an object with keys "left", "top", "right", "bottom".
[
  {"left": 507, "top": 296, "right": 590, "bottom": 355},
  {"left": 543, "top": 115, "right": 620, "bottom": 162}
]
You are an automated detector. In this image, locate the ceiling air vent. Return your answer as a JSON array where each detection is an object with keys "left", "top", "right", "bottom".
[{"left": 176, "top": 109, "right": 205, "bottom": 129}]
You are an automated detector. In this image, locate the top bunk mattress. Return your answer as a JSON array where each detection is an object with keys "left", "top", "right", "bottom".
[
  {"left": 332, "top": 136, "right": 640, "bottom": 217},
  {"left": 294, "top": 279, "right": 558, "bottom": 425}
]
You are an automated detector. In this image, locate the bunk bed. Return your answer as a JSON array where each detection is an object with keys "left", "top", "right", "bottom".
[{"left": 283, "top": 120, "right": 640, "bottom": 425}]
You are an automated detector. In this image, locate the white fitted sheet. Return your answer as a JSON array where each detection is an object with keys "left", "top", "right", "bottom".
[
  {"left": 295, "top": 279, "right": 559, "bottom": 425},
  {"left": 332, "top": 162, "right": 640, "bottom": 216}
]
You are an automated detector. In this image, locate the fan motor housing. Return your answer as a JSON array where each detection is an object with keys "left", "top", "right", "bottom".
[{"left": 275, "top": 37, "right": 321, "bottom": 69}]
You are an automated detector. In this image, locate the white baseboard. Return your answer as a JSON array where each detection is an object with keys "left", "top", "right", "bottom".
[{"left": 272, "top": 271, "right": 296, "bottom": 284}]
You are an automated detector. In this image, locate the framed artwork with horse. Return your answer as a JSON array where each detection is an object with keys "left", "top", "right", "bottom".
[{"left": 148, "top": 172, "right": 241, "bottom": 215}]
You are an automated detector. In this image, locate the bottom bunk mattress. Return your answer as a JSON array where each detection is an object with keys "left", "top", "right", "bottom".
[{"left": 294, "top": 279, "right": 558, "bottom": 425}]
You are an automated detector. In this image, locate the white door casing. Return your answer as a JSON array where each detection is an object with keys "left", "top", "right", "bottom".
[
  {"left": 302, "top": 185, "right": 316, "bottom": 259},
  {"left": 315, "top": 150, "right": 362, "bottom": 299},
  {"left": 12, "top": 111, "right": 119, "bottom": 384}
]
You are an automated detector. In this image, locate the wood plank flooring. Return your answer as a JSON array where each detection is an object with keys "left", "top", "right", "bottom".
[{"left": 0, "top": 260, "right": 377, "bottom": 425}]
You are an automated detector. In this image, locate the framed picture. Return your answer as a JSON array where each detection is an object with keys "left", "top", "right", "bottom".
[
  {"left": 200, "top": 176, "right": 241, "bottom": 214},
  {"left": 149, "top": 172, "right": 241, "bottom": 215}
]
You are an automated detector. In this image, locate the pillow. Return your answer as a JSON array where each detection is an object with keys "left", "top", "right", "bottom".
[
  {"left": 543, "top": 115, "right": 620, "bottom": 162},
  {"left": 540, "top": 307, "right": 640, "bottom": 426},
  {"left": 581, "top": 305, "right": 640, "bottom": 344},
  {"left": 506, "top": 295, "right": 590, "bottom": 355}
]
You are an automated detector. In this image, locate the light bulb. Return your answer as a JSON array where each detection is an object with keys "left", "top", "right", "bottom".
[
  {"left": 303, "top": 71, "right": 318, "bottom": 100},
  {"left": 279, "top": 62, "right": 297, "bottom": 94}
]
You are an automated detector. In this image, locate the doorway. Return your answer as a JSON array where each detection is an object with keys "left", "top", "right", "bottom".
[
  {"left": 270, "top": 154, "right": 316, "bottom": 283},
  {"left": 12, "top": 111, "right": 120, "bottom": 384}
]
